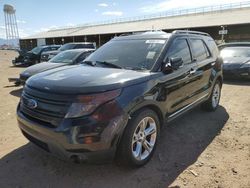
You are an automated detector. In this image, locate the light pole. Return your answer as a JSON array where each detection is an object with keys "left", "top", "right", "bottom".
[
  {"left": 30, "top": 40, "right": 33, "bottom": 49},
  {"left": 220, "top": 26, "right": 226, "bottom": 43}
]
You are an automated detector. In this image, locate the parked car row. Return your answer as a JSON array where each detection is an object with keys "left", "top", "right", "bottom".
[
  {"left": 18, "top": 49, "right": 94, "bottom": 85},
  {"left": 40, "top": 42, "right": 96, "bottom": 62},
  {"left": 12, "top": 42, "right": 96, "bottom": 67},
  {"left": 15, "top": 30, "right": 224, "bottom": 167}
]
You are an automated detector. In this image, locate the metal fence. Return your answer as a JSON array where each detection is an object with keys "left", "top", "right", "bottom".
[{"left": 51, "top": 1, "right": 250, "bottom": 31}]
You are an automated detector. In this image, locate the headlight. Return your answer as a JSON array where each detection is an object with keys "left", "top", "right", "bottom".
[
  {"left": 65, "top": 89, "right": 121, "bottom": 118},
  {"left": 240, "top": 61, "right": 250, "bottom": 68}
]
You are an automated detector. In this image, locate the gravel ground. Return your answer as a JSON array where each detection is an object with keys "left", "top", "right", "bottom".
[{"left": 0, "top": 50, "right": 249, "bottom": 188}]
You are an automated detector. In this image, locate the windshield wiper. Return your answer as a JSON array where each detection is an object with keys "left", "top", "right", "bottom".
[
  {"left": 125, "top": 66, "right": 148, "bottom": 71},
  {"left": 96, "top": 61, "right": 122, "bottom": 69}
]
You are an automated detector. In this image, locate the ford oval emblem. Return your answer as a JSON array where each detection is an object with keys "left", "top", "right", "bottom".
[{"left": 27, "top": 99, "right": 38, "bottom": 109}]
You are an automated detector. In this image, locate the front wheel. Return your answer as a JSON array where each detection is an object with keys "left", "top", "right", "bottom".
[
  {"left": 116, "top": 109, "right": 160, "bottom": 167},
  {"left": 201, "top": 80, "right": 221, "bottom": 111}
]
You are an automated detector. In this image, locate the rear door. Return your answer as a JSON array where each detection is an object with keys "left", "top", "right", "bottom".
[{"left": 188, "top": 38, "right": 214, "bottom": 101}]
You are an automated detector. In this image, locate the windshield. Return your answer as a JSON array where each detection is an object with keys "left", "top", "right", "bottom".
[
  {"left": 84, "top": 39, "right": 166, "bottom": 70},
  {"left": 59, "top": 44, "right": 76, "bottom": 51},
  {"left": 220, "top": 47, "right": 250, "bottom": 58},
  {"left": 31, "top": 46, "right": 43, "bottom": 54},
  {"left": 49, "top": 50, "right": 81, "bottom": 63}
]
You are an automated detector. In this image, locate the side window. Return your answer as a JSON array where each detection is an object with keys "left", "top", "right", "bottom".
[
  {"left": 75, "top": 44, "right": 95, "bottom": 49},
  {"left": 190, "top": 39, "right": 210, "bottom": 61},
  {"left": 76, "top": 52, "right": 91, "bottom": 63},
  {"left": 42, "top": 48, "right": 50, "bottom": 52},
  {"left": 51, "top": 47, "right": 58, "bottom": 50},
  {"left": 167, "top": 38, "right": 192, "bottom": 65},
  {"left": 207, "top": 40, "right": 219, "bottom": 57},
  {"left": 75, "top": 44, "right": 83, "bottom": 49}
]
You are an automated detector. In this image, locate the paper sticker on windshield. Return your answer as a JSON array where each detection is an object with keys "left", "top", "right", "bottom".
[
  {"left": 146, "top": 51, "right": 156, "bottom": 59},
  {"left": 146, "top": 40, "right": 165, "bottom": 44}
]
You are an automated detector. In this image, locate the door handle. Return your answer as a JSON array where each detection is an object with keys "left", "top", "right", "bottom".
[{"left": 189, "top": 69, "right": 196, "bottom": 75}]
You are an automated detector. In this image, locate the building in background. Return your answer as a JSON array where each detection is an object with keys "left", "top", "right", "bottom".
[{"left": 20, "top": 1, "right": 250, "bottom": 50}]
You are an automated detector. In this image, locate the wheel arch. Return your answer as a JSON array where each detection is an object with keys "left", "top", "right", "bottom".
[{"left": 129, "top": 104, "right": 165, "bottom": 128}]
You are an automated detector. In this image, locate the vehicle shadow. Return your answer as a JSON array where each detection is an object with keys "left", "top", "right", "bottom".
[
  {"left": 9, "top": 88, "right": 23, "bottom": 98},
  {"left": 9, "top": 64, "right": 29, "bottom": 68},
  {"left": 0, "top": 106, "right": 229, "bottom": 188}
]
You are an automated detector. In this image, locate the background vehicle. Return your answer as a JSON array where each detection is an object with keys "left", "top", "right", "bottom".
[
  {"left": 17, "top": 30, "right": 223, "bottom": 167},
  {"left": 40, "top": 42, "right": 96, "bottom": 62},
  {"left": 11, "top": 49, "right": 28, "bottom": 65},
  {"left": 13, "top": 49, "right": 94, "bottom": 85},
  {"left": 219, "top": 43, "right": 250, "bottom": 80},
  {"left": 12, "top": 45, "right": 60, "bottom": 67},
  {"left": 218, "top": 42, "right": 250, "bottom": 50}
]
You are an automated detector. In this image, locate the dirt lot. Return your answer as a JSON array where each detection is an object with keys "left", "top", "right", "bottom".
[{"left": 0, "top": 50, "right": 249, "bottom": 188}]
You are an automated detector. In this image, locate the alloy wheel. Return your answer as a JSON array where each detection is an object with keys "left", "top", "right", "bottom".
[
  {"left": 131, "top": 117, "right": 157, "bottom": 161},
  {"left": 212, "top": 83, "right": 220, "bottom": 108}
]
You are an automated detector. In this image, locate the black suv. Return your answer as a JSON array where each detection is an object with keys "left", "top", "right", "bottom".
[
  {"left": 12, "top": 45, "right": 61, "bottom": 66},
  {"left": 40, "top": 42, "right": 96, "bottom": 62},
  {"left": 17, "top": 30, "right": 223, "bottom": 166}
]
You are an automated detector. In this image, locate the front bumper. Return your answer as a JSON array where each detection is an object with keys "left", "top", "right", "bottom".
[
  {"left": 8, "top": 78, "right": 24, "bottom": 86},
  {"left": 8, "top": 75, "right": 29, "bottom": 86},
  {"left": 12, "top": 59, "right": 33, "bottom": 66},
  {"left": 17, "top": 102, "right": 128, "bottom": 163}
]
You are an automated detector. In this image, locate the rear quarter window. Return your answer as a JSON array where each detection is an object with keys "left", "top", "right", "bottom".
[{"left": 207, "top": 39, "right": 219, "bottom": 57}]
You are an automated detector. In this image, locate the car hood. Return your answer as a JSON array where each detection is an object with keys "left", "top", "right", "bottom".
[
  {"left": 26, "top": 65, "right": 152, "bottom": 94},
  {"left": 223, "top": 57, "right": 250, "bottom": 69},
  {"left": 42, "top": 50, "right": 59, "bottom": 55},
  {"left": 21, "top": 62, "right": 68, "bottom": 77}
]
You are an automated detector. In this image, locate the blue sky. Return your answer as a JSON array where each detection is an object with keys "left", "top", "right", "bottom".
[{"left": 0, "top": 0, "right": 248, "bottom": 38}]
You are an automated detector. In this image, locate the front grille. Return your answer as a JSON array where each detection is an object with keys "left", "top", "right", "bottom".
[
  {"left": 22, "top": 130, "right": 50, "bottom": 152},
  {"left": 20, "top": 85, "right": 72, "bottom": 127}
]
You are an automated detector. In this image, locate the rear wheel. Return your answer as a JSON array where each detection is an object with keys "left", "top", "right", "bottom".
[
  {"left": 117, "top": 109, "right": 160, "bottom": 166},
  {"left": 201, "top": 80, "right": 221, "bottom": 111}
]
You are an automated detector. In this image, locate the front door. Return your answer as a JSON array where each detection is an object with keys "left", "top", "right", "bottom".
[{"left": 160, "top": 37, "right": 200, "bottom": 115}]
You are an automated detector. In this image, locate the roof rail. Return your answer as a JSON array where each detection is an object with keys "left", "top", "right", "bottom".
[
  {"left": 172, "top": 30, "right": 210, "bottom": 36},
  {"left": 119, "top": 30, "right": 167, "bottom": 37}
]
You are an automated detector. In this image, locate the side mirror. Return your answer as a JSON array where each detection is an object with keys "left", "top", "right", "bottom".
[
  {"left": 170, "top": 57, "right": 183, "bottom": 70},
  {"left": 162, "top": 57, "right": 183, "bottom": 74}
]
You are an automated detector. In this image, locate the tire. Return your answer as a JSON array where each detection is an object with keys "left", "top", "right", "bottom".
[
  {"left": 116, "top": 109, "right": 160, "bottom": 167},
  {"left": 201, "top": 80, "right": 221, "bottom": 111}
]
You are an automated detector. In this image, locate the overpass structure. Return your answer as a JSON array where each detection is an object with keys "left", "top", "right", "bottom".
[{"left": 20, "top": 1, "right": 250, "bottom": 50}]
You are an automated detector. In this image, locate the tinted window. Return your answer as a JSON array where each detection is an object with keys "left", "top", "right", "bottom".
[
  {"left": 85, "top": 39, "right": 166, "bottom": 70},
  {"left": 167, "top": 39, "right": 191, "bottom": 65},
  {"left": 51, "top": 46, "right": 60, "bottom": 50},
  {"left": 59, "top": 44, "right": 76, "bottom": 51},
  {"left": 190, "top": 39, "right": 210, "bottom": 61},
  {"left": 31, "top": 46, "right": 43, "bottom": 54},
  {"left": 207, "top": 40, "right": 218, "bottom": 57},
  {"left": 75, "top": 44, "right": 95, "bottom": 49},
  {"left": 49, "top": 50, "right": 82, "bottom": 63},
  {"left": 77, "top": 52, "right": 92, "bottom": 63},
  {"left": 42, "top": 48, "right": 51, "bottom": 52}
]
